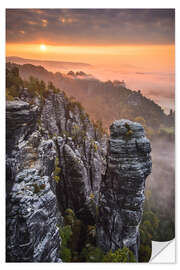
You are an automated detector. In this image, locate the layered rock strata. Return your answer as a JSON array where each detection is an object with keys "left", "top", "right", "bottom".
[
  {"left": 6, "top": 92, "right": 107, "bottom": 261},
  {"left": 6, "top": 101, "right": 61, "bottom": 262},
  {"left": 6, "top": 92, "right": 151, "bottom": 262},
  {"left": 97, "top": 119, "right": 152, "bottom": 260}
]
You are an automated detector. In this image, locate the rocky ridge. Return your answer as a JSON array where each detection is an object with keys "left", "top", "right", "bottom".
[{"left": 6, "top": 89, "right": 151, "bottom": 262}]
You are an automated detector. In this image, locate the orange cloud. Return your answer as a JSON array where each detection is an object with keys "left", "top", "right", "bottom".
[
  {"left": 41, "top": 19, "right": 48, "bottom": 27},
  {"left": 59, "top": 17, "right": 66, "bottom": 24},
  {"left": 59, "top": 17, "right": 76, "bottom": 24},
  {"left": 34, "top": 10, "right": 44, "bottom": 15},
  {"left": 27, "top": 21, "right": 37, "bottom": 25}
]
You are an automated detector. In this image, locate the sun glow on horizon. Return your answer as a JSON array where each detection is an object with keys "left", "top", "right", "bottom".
[
  {"left": 6, "top": 43, "right": 175, "bottom": 73},
  {"left": 40, "top": 44, "right": 47, "bottom": 51}
]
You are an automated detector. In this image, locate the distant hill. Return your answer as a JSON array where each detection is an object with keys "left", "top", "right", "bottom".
[
  {"left": 6, "top": 62, "right": 174, "bottom": 136},
  {"left": 6, "top": 56, "right": 92, "bottom": 72}
]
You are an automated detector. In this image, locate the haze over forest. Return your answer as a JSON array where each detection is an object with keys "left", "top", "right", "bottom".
[
  {"left": 6, "top": 9, "right": 175, "bottom": 262},
  {"left": 6, "top": 9, "right": 175, "bottom": 113}
]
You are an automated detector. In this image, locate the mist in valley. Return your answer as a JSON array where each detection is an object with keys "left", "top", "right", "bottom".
[
  {"left": 7, "top": 56, "right": 174, "bottom": 114},
  {"left": 146, "top": 137, "right": 175, "bottom": 218},
  {"left": 6, "top": 8, "right": 175, "bottom": 262},
  {"left": 7, "top": 59, "right": 175, "bottom": 240}
]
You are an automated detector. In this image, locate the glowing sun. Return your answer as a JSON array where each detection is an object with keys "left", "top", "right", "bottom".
[{"left": 40, "top": 44, "right": 47, "bottom": 51}]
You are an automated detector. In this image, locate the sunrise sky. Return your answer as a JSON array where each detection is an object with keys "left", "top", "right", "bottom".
[{"left": 6, "top": 9, "right": 175, "bottom": 112}]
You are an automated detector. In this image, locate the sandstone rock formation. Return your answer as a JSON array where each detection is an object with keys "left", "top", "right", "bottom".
[
  {"left": 6, "top": 92, "right": 107, "bottom": 262},
  {"left": 6, "top": 101, "right": 61, "bottom": 262},
  {"left": 6, "top": 92, "right": 151, "bottom": 262},
  {"left": 97, "top": 119, "right": 152, "bottom": 261}
]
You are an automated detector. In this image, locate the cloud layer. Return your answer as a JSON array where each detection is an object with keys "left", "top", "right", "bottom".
[{"left": 6, "top": 9, "right": 175, "bottom": 45}]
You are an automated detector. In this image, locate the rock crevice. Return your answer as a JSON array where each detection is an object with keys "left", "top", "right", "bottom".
[{"left": 6, "top": 95, "right": 152, "bottom": 262}]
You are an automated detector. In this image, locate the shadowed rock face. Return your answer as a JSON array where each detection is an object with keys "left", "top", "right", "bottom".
[
  {"left": 6, "top": 93, "right": 107, "bottom": 262},
  {"left": 6, "top": 101, "right": 61, "bottom": 262},
  {"left": 97, "top": 119, "right": 152, "bottom": 261},
  {"left": 6, "top": 94, "right": 151, "bottom": 262}
]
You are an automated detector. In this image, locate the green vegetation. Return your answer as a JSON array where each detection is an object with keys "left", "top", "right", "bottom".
[
  {"left": 134, "top": 116, "right": 155, "bottom": 139},
  {"left": 67, "top": 99, "right": 84, "bottom": 113},
  {"left": 124, "top": 122, "right": 134, "bottom": 139},
  {"left": 59, "top": 209, "right": 82, "bottom": 262},
  {"left": 90, "top": 139, "right": 98, "bottom": 152},
  {"left": 6, "top": 64, "right": 174, "bottom": 263},
  {"left": 138, "top": 189, "right": 175, "bottom": 262},
  {"left": 6, "top": 67, "right": 23, "bottom": 100},
  {"left": 54, "top": 157, "right": 61, "bottom": 183},
  {"left": 6, "top": 66, "right": 62, "bottom": 101},
  {"left": 58, "top": 208, "right": 137, "bottom": 262},
  {"left": 103, "top": 247, "right": 136, "bottom": 262},
  {"left": 139, "top": 210, "right": 159, "bottom": 262},
  {"left": 92, "top": 119, "right": 106, "bottom": 137},
  {"left": 80, "top": 244, "right": 104, "bottom": 262},
  {"left": 71, "top": 124, "right": 87, "bottom": 144},
  {"left": 32, "top": 183, "right": 45, "bottom": 194},
  {"left": 6, "top": 62, "right": 174, "bottom": 135},
  {"left": 59, "top": 225, "right": 73, "bottom": 262},
  {"left": 89, "top": 193, "right": 95, "bottom": 200}
]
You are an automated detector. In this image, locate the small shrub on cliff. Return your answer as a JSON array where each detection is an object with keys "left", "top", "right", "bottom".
[
  {"left": 33, "top": 183, "right": 41, "bottom": 193},
  {"left": 6, "top": 67, "right": 23, "bottom": 98},
  {"left": 87, "top": 225, "right": 96, "bottom": 238},
  {"left": 54, "top": 157, "right": 61, "bottom": 183},
  {"left": 59, "top": 210, "right": 83, "bottom": 262},
  {"left": 103, "top": 247, "right": 136, "bottom": 262},
  {"left": 90, "top": 193, "right": 95, "bottom": 200},
  {"left": 91, "top": 140, "right": 98, "bottom": 152},
  {"left": 32, "top": 183, "right": 45, "bottom": 193},
  {"left": 124, "top": 122, "right": 134, "bottom": 139},
  {"left": 67, "top": 100, "right": 84, "bottom": 113},
  {"left": 80, "top": 244, "right": 104, "bottom": 262},
  {"left": 64, "top": 208, "right": 76, "bottom": 226},
  {"left": 54, "top": 176, "right": 60, "bottom": 183},
  {"left": 59, "top": 225, "right": 72, "bottom": 262},
  {"left": 126, "top": 129, "right": 133, "bottom": 136},
  {"left": 92, "top": 119, "right": 106, "bottom": 137}
]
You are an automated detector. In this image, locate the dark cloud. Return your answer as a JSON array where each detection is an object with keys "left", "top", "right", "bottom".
[{"left": 6, "top": 9, "right": 175, "bottom": 45}]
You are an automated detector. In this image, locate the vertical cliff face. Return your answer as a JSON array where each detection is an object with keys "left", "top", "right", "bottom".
[
  {"left": 39, "top": 92, "right": 107, "bottom": 223},
  {"left": 97, "top": 120, "right": 152, "bottom": 260},
  {"left": 6, "top": 91, "right": 151, "bottom": 262},
  {"left": 6, "top": 91, "right": 107, "bottom": 262},
  {"left": 6, "top": 101, "right": 61, "bottom": 262}
]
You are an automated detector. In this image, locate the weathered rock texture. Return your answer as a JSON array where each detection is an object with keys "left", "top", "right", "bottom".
[
  {"left": 39, "top": 92, "right": 107, "bottom": 224},
  {"left": 6, "top": 100, "right": 61, "bottom": 262},
  {"left": 97, "top": 119, "right": 152, "bottom": 261},
  {"left": 6, "top": 90, "right": 151, "bottom": 262},
  {"left": 6, "top": 92, "right": 107, "bottom": 262}
]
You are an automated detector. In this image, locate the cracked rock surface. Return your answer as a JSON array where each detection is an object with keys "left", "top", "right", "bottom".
[
  {"left": 6, "top": 92, "right": 107, "bottom": 262},
  {"left": 6, "top": 100, "right": 61, "bottom": 262},
  {"left": 6, "top": 92, "right": 151, "bottom": 262},
  {"left": 97, "top": 119, "right": 152, "bottom": 261}
]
